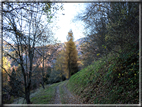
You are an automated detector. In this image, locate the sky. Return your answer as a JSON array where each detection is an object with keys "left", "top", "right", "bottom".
[
  {"left": 3, "top": 3, "right": 87, "bottom": 45},
  {"left": 51, "top": 3, "right": 87, "bottom": 43}
]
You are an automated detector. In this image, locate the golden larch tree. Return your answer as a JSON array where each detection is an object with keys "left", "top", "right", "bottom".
[{"left": 64, "top": 30, "right": 78, "bottom": 79}]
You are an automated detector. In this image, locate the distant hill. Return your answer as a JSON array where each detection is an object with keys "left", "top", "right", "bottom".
[
  {"left": 74, "top": 37, "right": 87, "bottom": 55},
  {"left": 3, "top": 37, "right": 88, "bottom": 68}
]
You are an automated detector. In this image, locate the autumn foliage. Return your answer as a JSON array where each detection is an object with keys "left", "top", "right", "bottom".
[{"left": 64, "top": 30, "right": 78, "bottom": 79}]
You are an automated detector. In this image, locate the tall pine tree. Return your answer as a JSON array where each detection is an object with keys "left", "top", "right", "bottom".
[{"left": 64, "top": 30, "right": 78, "bottom": 79}]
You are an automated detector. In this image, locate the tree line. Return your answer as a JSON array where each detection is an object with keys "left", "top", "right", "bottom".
[{"left": 77, "top": 2, "right": 139, "bottom": 68}]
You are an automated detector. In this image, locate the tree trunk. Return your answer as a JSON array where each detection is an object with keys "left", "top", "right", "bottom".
[
  {"left": 41, "top": 81, "right": 45, "bottom": 89},
  {"left": 41, "top": 48, "right": 45, "bottom": 89},
  {"left": 25, "top": 89, "right": 31, "bottom": 104}
]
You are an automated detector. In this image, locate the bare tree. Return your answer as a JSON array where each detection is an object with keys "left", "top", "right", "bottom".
[{"left": 2, "top": 2, "right": 60, "bottom": 104}]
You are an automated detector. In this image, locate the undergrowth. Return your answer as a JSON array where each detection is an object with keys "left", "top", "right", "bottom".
[{"left": 67, "top": 50, "right": 139, "bottom": 104}]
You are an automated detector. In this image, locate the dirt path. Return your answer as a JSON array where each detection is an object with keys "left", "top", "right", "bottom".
[
  {"left": 54, "top": 85, "right": 61, "bottom": 104},
  {"left": 12, "top": 81, "right": 81, "bottom": 104},
  {"left": 61, "top": 81, "right": 82, "bottom": 104}
]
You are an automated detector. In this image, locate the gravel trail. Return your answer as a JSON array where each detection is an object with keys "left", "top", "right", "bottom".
[
  {"left": 54, "top": 85, "right": 61, "bottom": 104},
  {"left": 62, "top": 81, "right": 82, "bottom": 104}
]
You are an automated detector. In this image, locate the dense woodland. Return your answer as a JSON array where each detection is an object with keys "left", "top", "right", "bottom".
[
  {"left": 2, "top": 2, "right": 139, "bottom": 104},
  {"left": 67, "top": 2, "right": 139, "bottom": 104}
]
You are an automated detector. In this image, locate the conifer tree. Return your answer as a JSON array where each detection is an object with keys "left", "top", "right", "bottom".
[{"left": 64, "top": 30, "right": 78, "bottom": 79}]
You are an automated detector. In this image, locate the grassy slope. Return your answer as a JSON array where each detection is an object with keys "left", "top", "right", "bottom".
[
  {"left": 31, "top": 82, "right": 61, "bottom": 104},
  {"left": 11, "top": 82, "right": 63, "bottom": 104},
  {"left": 67, "top": 51, "right": 139, "bottom": 104}
]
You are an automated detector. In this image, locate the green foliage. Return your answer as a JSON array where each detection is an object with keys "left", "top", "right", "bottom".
[
  {"left": 48, "top": 70, "right": 66, "bottom": 84},
  {"left": 43, "top": 3, "right": 64, "bottom": 23},
  {"left": 3, "top": 95, "right": 15, "bottom": 104},
  {"left": 42, "top": 3, "right": 52, "bottom": 20},
  {"left": 54, "top": 50, "right": 66, "bottom": 78},
  {"left": 71, "top": 2, "right": 139, "bottom": 103},
  {"left": 78, "top": 3, "right": 138, "bottom": 70},
  {"left": 67, "top": 49, "right": 139, "bottom": 104},
  {"left": 106, "top": 3, "right": 138, "bottom": 54},
  {"left": 43, "top": 66, "right": 52, "bottom": 84}
]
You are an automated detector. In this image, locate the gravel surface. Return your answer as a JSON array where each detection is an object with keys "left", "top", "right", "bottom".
[
  {"left": 54, "top": 85, "right": 61, "bottom": 104},
  {"left": 62, "top": 81, "right": 82, "bottom": 104}
]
